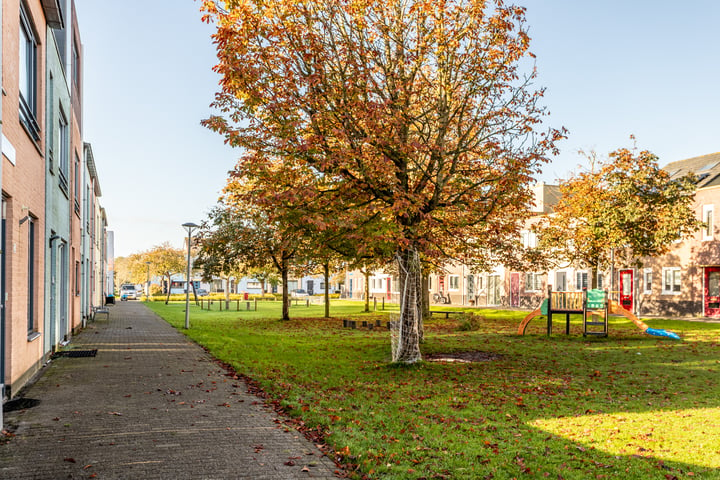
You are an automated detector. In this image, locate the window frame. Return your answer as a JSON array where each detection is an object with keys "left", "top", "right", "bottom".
[
  {"left": 525, "top": 272, "right": 542, "bottom": 292},
  {"left": 19, "top": 2, "right": 40, "bottom": 140},
  {"left": 643, "top": 268, "right": 653, "bottom": 295},
  {"left": 27, "top": 215, "right": 37, "bottom": 334},
  {"left": 661, "top": 267, "right": 681, "bottom": 295},
  {"left": 448, "top": 275, "right": 459, "bottom": 291},
  {"left": 703, "top": 204, "right": 714, "bottom": 241},
  {"left": 74, "top": 153, "right": 80, "bottom": 212},
  {"left": 58, "top": 109, "right": 69, "bottom": 193},
  {"left": 575, "top": 271, "right": 588, "bottom": 291}
]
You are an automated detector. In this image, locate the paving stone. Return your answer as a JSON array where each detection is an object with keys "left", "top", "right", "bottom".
[{"left": 0, "top": 302, "right": 339, "bottom": 479}]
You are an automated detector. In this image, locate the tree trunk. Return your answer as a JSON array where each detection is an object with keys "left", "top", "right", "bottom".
[
  {"left": 281, "top": 257, "right": 290, "bottom": 321},
  {"left": 191, "top": 279, "right": 199, "bottom": 306},
  {"left": 324, "top": 261, "right": 330, "bottom": 318},
  {"left": 394, "top": 248, "right": 422, "bottom": 363},
  {"left": 420, "top": 273, "right": 430, "bottom": 342},
  {"left": 261, "top": 279, "right": 266, "bottom": 297},
  {"left": 590, "top": 260, "right": 599, "bottom": 290},
  {"left": 364, "top": 268, "right": 370, "bottom": 312},
  {"left": 164, "top": 274, "right": 172, "bottom": 305},
  {"left": 225, "top": 277, "right": 231, "bottom": 302}
]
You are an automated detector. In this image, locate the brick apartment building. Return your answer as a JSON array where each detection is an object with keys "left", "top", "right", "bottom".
[{"left": 1, "top": 0, "right": 109, "bottom": 401}]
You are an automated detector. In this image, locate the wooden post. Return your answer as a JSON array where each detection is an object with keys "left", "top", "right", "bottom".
[
  {"left": 382, "top": 297, "right": 385, "bottom": 310},
  {"left": 373, "top": 297, "right": 377, "bottom": 311},
  {"left": 546, "top": 285, "right": 552, "bottom": 336},
  {"left": 306, "top": 298, "right": 310, "bottom": 307},
  {"left": 220, "top": 300, "right": 223, "bottom": 312},
  {"left": 237, "top": 300, "right": 239, "bottom": 311},
  {"left": 246, "top": 301, "right": 251, "bottom": 310},
  {"left": 254, "top": 298, "right": 258, "bottom": 311}
]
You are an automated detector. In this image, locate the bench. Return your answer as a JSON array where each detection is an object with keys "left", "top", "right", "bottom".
[
  {"left": 430, "top": 310, "right": 463, "bottom": 318},
  {"left": 92, "top": 306, "right": 110, "bottom": 321}
]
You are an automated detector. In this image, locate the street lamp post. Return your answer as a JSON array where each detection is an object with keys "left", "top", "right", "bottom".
[
  {"left": 182, "top": 222, "right": 199, "bottom": 329},
  {"left": 145, "top": 261, "right": 151, "bottom": 302}
]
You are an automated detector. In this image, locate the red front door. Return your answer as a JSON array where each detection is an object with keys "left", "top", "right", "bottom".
[
  {"left": 619, "top": 269, "right": 634, "bottom": 311},
  {"left": 510, "top": 273, "right": 520, "bottom": 307},
  {"left": 705, "top": 267, "right": 720, "bottom": 317}
]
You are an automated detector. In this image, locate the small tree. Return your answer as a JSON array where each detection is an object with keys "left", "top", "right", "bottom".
[
  {"left": 537, "top": 148, "right": 702, "bottom": 288},
  {"left": 198, "top": 203, "right": 305, "bottom": 321},
  {"left": 144, "top": 243, "right": 186, "bottom": 304}
]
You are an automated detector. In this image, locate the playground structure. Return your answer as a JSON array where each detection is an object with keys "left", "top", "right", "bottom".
[{"left": 518, "top": 286, "right": 681, "bottom": 340}]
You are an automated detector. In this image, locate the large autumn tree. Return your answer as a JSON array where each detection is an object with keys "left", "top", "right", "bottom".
[
  {"left": 202, "top": 0, "right": 563, "bottom": 362},
  {"left": 536, "top": 148, "right": 702, "bottom": 288}
]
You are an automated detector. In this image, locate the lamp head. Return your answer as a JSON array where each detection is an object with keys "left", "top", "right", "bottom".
[{"left": 182, "top": 222, "right": 199, "bottom": 232}]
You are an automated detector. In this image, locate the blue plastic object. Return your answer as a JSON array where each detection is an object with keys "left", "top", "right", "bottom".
[{"left": 646, "top": 328, "right": 681, "bottom": 340}]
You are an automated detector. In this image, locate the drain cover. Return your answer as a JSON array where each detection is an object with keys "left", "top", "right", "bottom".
[
  {"left": 54, "top": 349, "right": 98, "bottom": 358},
  {"left": 3, "top": 398, "right": 40, "bottom": 412}
]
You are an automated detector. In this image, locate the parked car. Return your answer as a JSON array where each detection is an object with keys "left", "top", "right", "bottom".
[
  {"left": 120, "top": 284, "right": 138, "bottom": 300},
  {"left": 291, "top": 289, "right": 309, "bottom": 297}
]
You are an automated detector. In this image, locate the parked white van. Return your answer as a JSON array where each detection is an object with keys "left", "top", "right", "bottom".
[{"left": 120, "top": 284, "right": 139, "bottom": 300}]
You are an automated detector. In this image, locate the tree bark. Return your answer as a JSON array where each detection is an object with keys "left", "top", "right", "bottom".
[
  {"left": 394, "top": 248, "right": 422, "bottom": 363},
  {"left": 191, "top": 279, "right": 199, "bottom": 306},
  {"left": 324, "top": 261, "right": 330, "bottom": 318},
  {"left": 281, "top": 256, "right": 290, "bottom": 321},
  {"left": 364, "top": 268, "right": 371, "bottom": 312},
  {"left": 164, "top": 274, "right": 172, "bottom": 305}
]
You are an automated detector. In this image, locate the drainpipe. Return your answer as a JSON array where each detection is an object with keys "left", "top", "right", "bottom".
[{"left": 0, "top": 0, "right": 5, "bottom": 431}]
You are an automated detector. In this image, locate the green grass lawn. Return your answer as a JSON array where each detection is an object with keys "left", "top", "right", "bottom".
[{"left": 146, "top": 300, "right": 720, "bottom": 479}]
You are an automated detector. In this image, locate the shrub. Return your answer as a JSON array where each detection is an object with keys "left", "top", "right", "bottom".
[{"left": 457, "top": 313, "right": 482, "bottom": 331}]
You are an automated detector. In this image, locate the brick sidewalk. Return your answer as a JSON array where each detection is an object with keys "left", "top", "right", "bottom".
[{"left": 0, "top": 302, "right": 338, "bottom": 479}]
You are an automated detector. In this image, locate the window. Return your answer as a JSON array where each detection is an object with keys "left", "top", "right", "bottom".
[
  {"left": 72, "top": 38, "right": 81, "bottom": 89},
  {"left": 74, "top": 153, "right": 80, "bottom": 212},
  {"left": 643, "top": 269, "right": 653, "bottom": 294},
  {"left": 19, "top": 2, "right": 40, "bottom": 140},
  {"left": 525, "top": 273, "right": 542, "bottom": 292},
  {"left": 597, "top": 272, "right": 604, "bottom": 289},
  {"left": 662, "top": 267, "right": 681, "bottom": 295},
  {"left": 58, "top": 110, "right": 69, "bottom": 192},
  {"left": 703, "top": 205, "right": 714, "bottom": 241},
  {"left": 449, "top": 275, "right": 459, "bottom": 290},
  {"left": 487, "top": 275, "right": 502, "bottom": 305},
  {"left": 75, "top": 260, "right": 81, "bottom": 295},
  {"left": 576, "top": 271, "right": 588, "bottom": 291},
  {"left": 27, "top": 216, "right": 37, "bottom": 334},
  {"left": 521, "top": 230, "right": 537, "bottom": 248}
]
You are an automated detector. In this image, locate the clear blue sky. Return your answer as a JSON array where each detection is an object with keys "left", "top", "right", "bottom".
[{"left": 75, "top": 1, "right": 720, "bottom": 257}]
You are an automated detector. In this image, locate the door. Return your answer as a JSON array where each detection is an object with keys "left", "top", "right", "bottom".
[
  {"left": 307, "top": 280, "right": 314, "bottom": 295},
  {"left": 619, "top": 269, "right": 634, "bottom": 311},
  {"left": 556, "top": 272, "right": 567, "bottom": 292},
  {"left": 705, "top": 267, "right": 720, "bottom": 317},
  {"left": 487, "top": 275, "right": 501, "bottom": 305},
  {"left": 1, "top": 207, "right": 6, "bottom": 392},
  {"left": 510, "top": 273, "right": 520, "bottom": 307}
]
